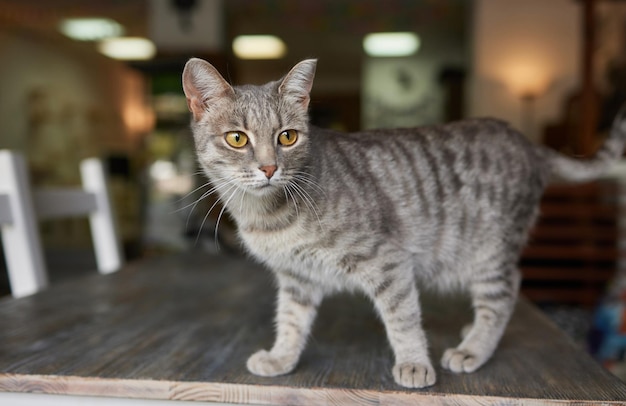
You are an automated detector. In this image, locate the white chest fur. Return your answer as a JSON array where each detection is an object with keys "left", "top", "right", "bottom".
[{"left": 239, "top": 222, "right": 348, "bottom": 292}]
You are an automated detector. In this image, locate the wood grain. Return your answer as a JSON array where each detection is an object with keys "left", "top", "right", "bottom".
[{"left": 0, "top": 252, "right": 624, "bottom": 405}]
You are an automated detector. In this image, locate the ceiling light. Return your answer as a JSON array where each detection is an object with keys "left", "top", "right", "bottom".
[
  {"left": 232, "top": 35, "right": 287, "bottom": 60},
  {"left": 98, "top": 37, "right": 157, "bottom": 60},
  {"left": 59, "top": 18, "right": 124, "bottom": 41},
  {"left": 363, "top": 32, "right": 420, "bottom": 57}
]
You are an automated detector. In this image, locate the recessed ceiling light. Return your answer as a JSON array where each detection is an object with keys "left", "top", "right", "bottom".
[
  {"left": 363, "top": 32, "right": 420, "bottom": 57},
  {"left": 98, "top": 37, "right": 156, "bottom": 60},
  {"left": 232, "top": 35, "right": 287, "bottom": 60},
  {"left": 59, "top": 18, "right": 124, "bottom": 41}
]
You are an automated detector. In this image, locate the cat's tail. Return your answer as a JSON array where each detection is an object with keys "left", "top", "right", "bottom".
[{"left": 544, "top": 105, "right": 626, "bottom": 183}]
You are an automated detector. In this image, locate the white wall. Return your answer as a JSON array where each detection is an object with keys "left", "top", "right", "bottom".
[
  {"left": 470, "top": 0, "right": 581, "bottom": 142},
  {"left": 0, "top": 30, "right": 151, "bottom": 185}
]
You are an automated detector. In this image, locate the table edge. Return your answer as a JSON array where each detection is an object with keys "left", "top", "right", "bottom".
[{"left": 0, "top": 373, "right": 624, "bottom": 406}]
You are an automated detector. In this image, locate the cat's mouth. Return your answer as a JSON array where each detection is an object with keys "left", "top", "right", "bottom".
[
  {"left": 246, "top": 179, "right": 280, "bottom": 195},
  {"left": 256, "top": 173, "right": 282, "bottom": 189}
]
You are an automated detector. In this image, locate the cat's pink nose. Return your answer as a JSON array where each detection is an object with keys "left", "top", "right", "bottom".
[{"left": 259, "top": 165, "right": 277, "bottom": 179}]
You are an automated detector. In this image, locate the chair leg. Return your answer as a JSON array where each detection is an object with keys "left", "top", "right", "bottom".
[{"left": 0, "top": 151, "right": 49, "bottom": 297}]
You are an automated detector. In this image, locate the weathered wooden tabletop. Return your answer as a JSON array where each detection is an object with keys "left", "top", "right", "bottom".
[{"left": 0, "top": 252, "right": 624, "bottom": 405}]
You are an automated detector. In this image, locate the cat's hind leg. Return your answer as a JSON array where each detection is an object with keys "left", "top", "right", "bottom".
[
  {"left": 441, "top": 263, "right": 520, "bottom": 373},
  {"left": 247, "top": 270, "right": 323, "bottom": 377}
]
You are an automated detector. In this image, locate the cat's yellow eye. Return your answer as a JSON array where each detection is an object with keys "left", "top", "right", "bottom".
[
  {"left": 224, "top": 131, "right": 248, "bottom": 148},
  {"left": 278, "top": 129, "right": 298, "bottom": 146}
]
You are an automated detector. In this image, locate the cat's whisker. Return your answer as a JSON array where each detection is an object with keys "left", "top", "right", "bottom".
[
  {"left": 282, "top": 187, "right": 291, "bottom": 214},
  {"left": 183, "top": 178, "right": 236, "bottom": 232},
  {"left": 184, "top": 189, "right": 219, "bottom": 231},
  {"left": 172, "top": 180, "right": 213, "bottom": 205},
  {"left": 175, "top": 185, "right": 214, "bottom": 215},
  {"left": 214, "top": 186, "right": 240, "bottom": 251},
  {"left": 195, "top": 182, "right": 238, "bottom": 247},
  {"left": 181, "top": 189, "right": 213, "bottom": 230},
  {"left": 284, "top": 185, "right": 300, "bottom": 219},
  {"left": 172, "top": 176, "right": 231, "bottom": 213},
  {"left": 292, "top": 171, "right": 326, "bottom": 196},
  {"left": 238, "top": 185, "right": 249, "bottom": 215},
  {"left": 289, "top": 182, "right": 323, "bottom": 230}
]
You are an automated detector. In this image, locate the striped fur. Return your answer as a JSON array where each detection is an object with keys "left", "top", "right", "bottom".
[{"left": 182, "top": 58, "right": 626, "bottom": 389}]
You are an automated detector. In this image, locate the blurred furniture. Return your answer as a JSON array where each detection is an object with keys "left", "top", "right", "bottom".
[
  {"left": 0, "top": 151, "right": 48, "bottom": 297},
  {"left": 0, "top": 252, "right": 624, "bottom": 405},
  {"left": 521, "top": 180, "right": 620, "bottom": 306},
  {"left": 0, "top": 150, "right": 123, "bottom": 298}
]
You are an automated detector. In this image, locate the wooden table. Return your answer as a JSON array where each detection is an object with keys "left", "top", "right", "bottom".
[{"left": 0, "top": 252, "right": 625, "bottom": 405}]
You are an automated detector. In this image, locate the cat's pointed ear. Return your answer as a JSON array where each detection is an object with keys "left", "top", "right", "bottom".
[
  {"left": 278, "top": 59, "right": 317, "bottom": 109},
  {"left": 182, "top": 58, "right": 234, "bottom": 121}
]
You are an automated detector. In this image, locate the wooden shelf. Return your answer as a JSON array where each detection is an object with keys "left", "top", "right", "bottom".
[{"left": 520, "top": 180, "right": 621, "bottom": 306}]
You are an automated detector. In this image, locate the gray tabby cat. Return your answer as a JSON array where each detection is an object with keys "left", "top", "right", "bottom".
[{"left": 182, "top": 57, "right": 626, "bottom": 388}]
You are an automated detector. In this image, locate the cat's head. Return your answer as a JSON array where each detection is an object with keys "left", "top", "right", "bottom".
[{"left": 182, "top": 58, "right": 317, "bottom": 197}]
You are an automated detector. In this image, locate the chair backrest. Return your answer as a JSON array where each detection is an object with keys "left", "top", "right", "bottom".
[{"left": 0, "top": 150, "right": 124, "bottom": 298}]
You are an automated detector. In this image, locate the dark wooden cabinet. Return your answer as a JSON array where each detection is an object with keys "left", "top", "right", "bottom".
[{"left": 521, "top": 180, "right": 620, "bottom": 306}]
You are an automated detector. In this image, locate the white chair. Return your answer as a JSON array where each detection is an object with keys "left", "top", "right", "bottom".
[
  {"left": 0, "top": 150, "right": 124, "bottom": 298},
  {"left": 0, "top": 151, "right": 48, "bottom": 297}
]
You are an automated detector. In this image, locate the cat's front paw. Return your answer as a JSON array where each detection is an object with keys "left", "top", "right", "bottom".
[
  {"left": 441, "top": 348, "right": 486, "bottom": 373},
  {"left": 246, "top": 350, "right": 297, "bottom": 377},
  {"left": 392, "top": 362, "right": 436, "bottom": 388}
]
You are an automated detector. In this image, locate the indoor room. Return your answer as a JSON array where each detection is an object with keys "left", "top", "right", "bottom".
[{"left": 0, "top": 0, "right": 625, "bottom": 404}]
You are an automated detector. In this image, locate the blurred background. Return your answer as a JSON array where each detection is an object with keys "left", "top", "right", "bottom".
[{"left": 1, "top": 0, "right": 626, "bottom": 377}]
